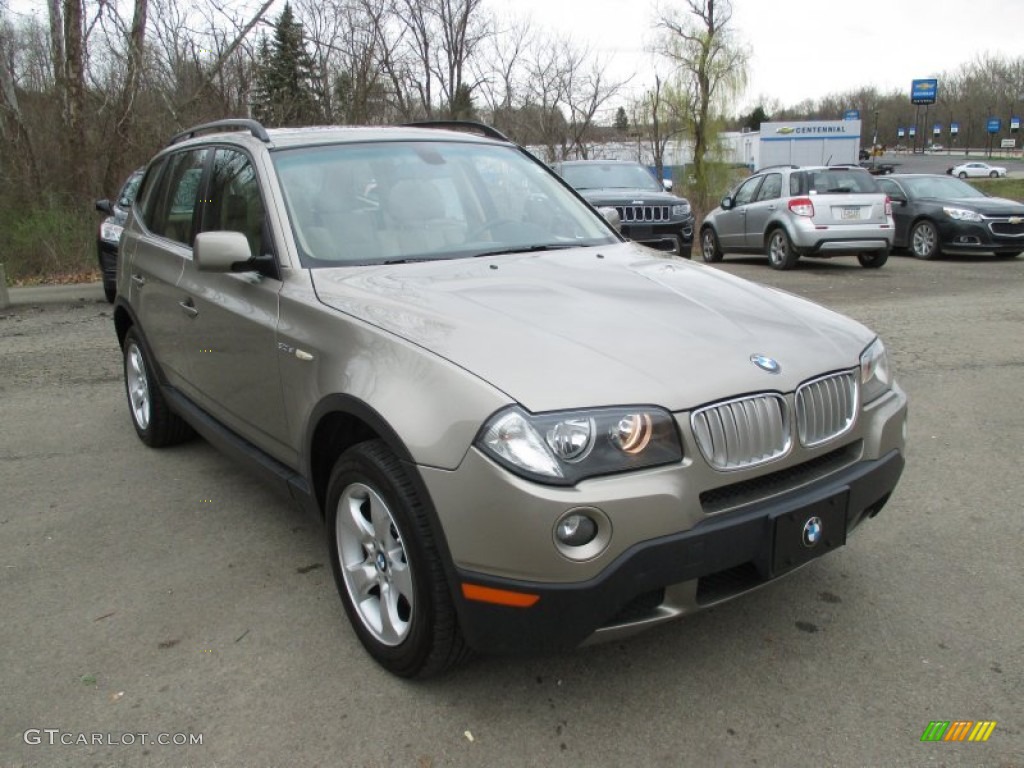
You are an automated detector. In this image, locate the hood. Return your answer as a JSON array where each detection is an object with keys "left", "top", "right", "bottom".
[
  {"left": 311, "top": 244, "right": 874, "bottom": 412},
  {"left": 577, "top": 188, "right": 684, "bottom": 206},
  {"left": 930, "top": 196, "right": 1024, "bottom": 215}
]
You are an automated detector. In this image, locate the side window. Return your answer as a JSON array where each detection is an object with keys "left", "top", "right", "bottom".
[
  {"left": 148, "top": 149, "right": 208, "bottom": 245},
  {"left": 789, "top": 172, "right": 803, "bottom": 196},
  {"left": 755, "top": 173, "right": 782, "bottom": 201},
  {"left": 205, "top": 149, "right": 269, "bottom": 259},
  {"left": 733, "top": 176, "right": 762, "bottom": 206},
  {"left": 135, "top": 158, "right": 166, "bottom": 230}
]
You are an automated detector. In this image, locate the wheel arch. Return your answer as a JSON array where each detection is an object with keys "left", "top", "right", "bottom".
[{"left": 304, "top": 394, "right": 416, "bottom": 519}]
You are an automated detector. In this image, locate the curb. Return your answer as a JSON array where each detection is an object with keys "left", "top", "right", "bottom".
[{"left": 0, "top": 280, "right": 106, "bottom": 309}]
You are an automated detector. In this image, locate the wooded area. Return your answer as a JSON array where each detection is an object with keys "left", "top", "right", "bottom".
[{"left": 1, "top": 0, "right": 1021, "bottom": 281}]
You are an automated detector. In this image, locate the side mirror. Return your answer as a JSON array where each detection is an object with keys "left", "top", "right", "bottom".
[
  {"left": 662, "top": 179, "right": 674, "bottom": 192},
  {"left": 95, "top": 199, "right": 113, "bottom": 215},
  {"left": 721, "top": 196, "right": 734, "bottom": 210},
  {"left": 598, "top": 207, "right": 622, "bottom": 232},
  {"left": 194, "top": 231, "right": 252, "bottom": 272}
]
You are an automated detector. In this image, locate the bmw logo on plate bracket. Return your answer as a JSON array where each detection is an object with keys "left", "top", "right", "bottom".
[
  {"left": 802, "top": 516, "right": 823, "bottom": 548},
  {"left": 750, "top": 354, "right": 781, "bottom": 374}
]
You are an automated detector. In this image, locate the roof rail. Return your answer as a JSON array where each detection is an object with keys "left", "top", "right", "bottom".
[
  {"left": 756, "top": 164, "right": 800, "bottom": 172},
  {"left": 400, "top": 120, "right": 512, "bottom": 143},
  {"left": 169, "top": 119, "right": 271, "bottom": 146}
]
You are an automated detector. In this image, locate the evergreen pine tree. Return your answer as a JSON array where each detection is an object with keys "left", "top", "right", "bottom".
[{"left": 252, "top": 3, "right": 321, "bottom": 126}]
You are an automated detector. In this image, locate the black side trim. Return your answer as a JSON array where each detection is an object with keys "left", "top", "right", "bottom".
[{"left": 161, "top": 386, "right": 316, "bottom": 517}]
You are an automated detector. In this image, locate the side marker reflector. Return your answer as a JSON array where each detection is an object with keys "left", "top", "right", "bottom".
[{"left": 461, "top": 583, "right": 540, "bottom": 607}]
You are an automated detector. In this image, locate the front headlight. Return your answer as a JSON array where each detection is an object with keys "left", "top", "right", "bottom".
[
  {"left": 942, "top": 206, "right": 982, "bottom": 222},
  {"left": 860, "top": 338, "right": 892, "bottom": 404},
  {"left": 672, "top": 203, "right": 691, "bottom": 217},
  {"left": 477, "top": 405, "right": 683, "bottom": 485},
  {"left": 99, "top": 219, "right": 124, "bottom": 244}
]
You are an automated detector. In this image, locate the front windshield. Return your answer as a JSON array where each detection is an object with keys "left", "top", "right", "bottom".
[
  {"left": 902, "top": 176, "right": 985, "bottom": 199},
  {"left": 272, "top": 141, "right": 618, "bottom": 267},
  {"left": 560, "top": 163, "right": 661, "bottom": 192}
]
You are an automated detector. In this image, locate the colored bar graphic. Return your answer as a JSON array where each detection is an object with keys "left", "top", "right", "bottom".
[
  {"left": 921, "top": 721, "right": 950, "bottom": 741},
  {"left": 968, "top": 721, "right": 997, "bottom": 742},
  {"left": 944, "top": 721, "right": 973, "bottom": 741},
  {"left": 921, "top": 720, "right": 997, "bottom": 742}
]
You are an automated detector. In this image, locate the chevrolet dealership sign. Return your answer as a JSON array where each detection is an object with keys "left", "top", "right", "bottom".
[{"left": 765, "top": 121, "right": 856, "bottom": 138}]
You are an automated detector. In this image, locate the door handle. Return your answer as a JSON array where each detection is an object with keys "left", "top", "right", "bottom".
[
  {"left": 131, "top": 274, "right": 146, "bottom": 287},
  {"left": 178, "top": 298, "right": 199, "bottom": 318}
]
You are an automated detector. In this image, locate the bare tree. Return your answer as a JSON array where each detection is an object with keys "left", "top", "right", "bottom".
[{"left": 655, "top": 0, "right": 748, "bottom": 206}]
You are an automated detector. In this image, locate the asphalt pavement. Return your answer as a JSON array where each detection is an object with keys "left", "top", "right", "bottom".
[{"left": 1, "top": 255, "right": 1022, "bottom": 767}]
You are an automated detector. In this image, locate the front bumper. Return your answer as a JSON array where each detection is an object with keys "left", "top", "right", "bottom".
[
  {"left": 450, "top": 449, "right": 903, "bottom": 654},
  {"left": 422, "top": 384, "right": 907, "bottom": 654},
  {"left": 621, "top": 217, "right": 694, "bottom": 254},
  {"left": 936, "top": 218, "right": 1024, "bottom": 255}
]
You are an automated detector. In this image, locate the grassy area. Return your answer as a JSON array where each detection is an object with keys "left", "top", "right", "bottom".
[
  {"left": 967, "top": 177, "right": 1024, "bottom": 201},
  {"left": 0, "top": 202, "right": 98, "bottom": 286}
]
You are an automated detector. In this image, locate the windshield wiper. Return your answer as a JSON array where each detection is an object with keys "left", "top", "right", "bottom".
[{"left": 472, "top": 243, "right": 578, "bottom": 259}]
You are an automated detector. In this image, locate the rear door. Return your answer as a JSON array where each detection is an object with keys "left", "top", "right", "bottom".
[
  {"left": 743, "top": 173, "right": 782, "bottom": 247},
  {"left": 124, "top": 148, "right": 208, "bottom": 387}
]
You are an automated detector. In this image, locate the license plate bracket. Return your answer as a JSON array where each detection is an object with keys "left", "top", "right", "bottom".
[
  {"left": 771, "top": 491, "right": 849, "bottom": 576},
  {"left": 840, "top": 206, "right": 860, "bottom": 220}
]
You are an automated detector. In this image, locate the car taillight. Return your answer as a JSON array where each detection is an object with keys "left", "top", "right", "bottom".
[
  {"left": 788, "top": 197, "right": 814, "bottom": 217},
  {"left": 884, "top": 196, "right": 893, "bottom": 216}
]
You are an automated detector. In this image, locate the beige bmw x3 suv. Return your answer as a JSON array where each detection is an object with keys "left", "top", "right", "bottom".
[{"left": 114, "top": 119, "right": 907, "bottom": 677}]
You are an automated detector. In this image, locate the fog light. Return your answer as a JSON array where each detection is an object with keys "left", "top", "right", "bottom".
[{"left": 556, "top": 513, "right": 598, "bottom": 547}]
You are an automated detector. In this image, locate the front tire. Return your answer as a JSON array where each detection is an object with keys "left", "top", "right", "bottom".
[
  {"left": 766, "top": 228, "right": 799, "bottom": 270},
  {"left": 910, "top": 220, "right": 940, "bottom": 260},
  {"left": 326, "top": 440, "right": 468, "bottom": 678},
  {"left": 857, "top": 250, "right": 889, "bottom": 268},
  {"left": 122, "top": 327, "right": 194, "bottom": 447},
  {"left": 990, "top": 171, "right": 998, "bottom": 178},
  {"left": 700, "top": 227, "right": 723, "bottom": 263},
  {"left": 958, "top": 171, "right": 968, "bottom": 179}
]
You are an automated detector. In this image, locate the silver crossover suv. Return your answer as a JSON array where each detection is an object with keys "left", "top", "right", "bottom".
[
  {"left": 115, "top": 120, "right": 907, "bottom": 677},
  {"left": 700, "top": 165, "right": 894, "bottom": 269}
]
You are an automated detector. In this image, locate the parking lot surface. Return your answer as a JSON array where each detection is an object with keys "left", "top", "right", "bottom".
[{"left": 1, "top": 253, "right": 1022, "bottom": 767}]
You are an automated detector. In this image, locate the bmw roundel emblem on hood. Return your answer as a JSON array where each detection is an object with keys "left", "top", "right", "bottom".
[{"left": 750, "top": 354, "right": 781, "bottom": 374}]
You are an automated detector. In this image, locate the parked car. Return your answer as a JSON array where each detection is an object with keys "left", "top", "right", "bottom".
[
  {"left": 876, "top": 174, "right": 1024, "bottom": 259},
  {"left": 700, "top": 165, "right": 894, "bottom": 270},
  {"left": 114, "top": 119, "right": 907, "bottom": 677},
  {"left": 95, "top": 170, "right": 144, "bottom": 303},
  {"left": 551, "top": 160, "right": 694, "bottom": 256},
  {"left": 948, "top": 161, "right": 1007, "bottom": 179}
]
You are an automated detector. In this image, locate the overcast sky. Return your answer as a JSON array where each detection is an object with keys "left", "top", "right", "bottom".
[
  {"left": 507, "top": 0, "right": 1024, "bottom": 115},
  {"left": 8, "top": 0, "right": 1024, "bottom": 118}
]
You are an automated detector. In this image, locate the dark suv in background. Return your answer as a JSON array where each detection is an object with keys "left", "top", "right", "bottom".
[
  {"left": 553, "top": 160, "right": 694, "bottom": 256},
  {"left": 95, "top": 170, "right": 144, "bottom": 302}
]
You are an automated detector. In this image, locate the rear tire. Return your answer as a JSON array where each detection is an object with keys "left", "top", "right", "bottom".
[
  {"left": 326, "top": 439, "right": 469, "bottom": 678},
  {"left": 766, "top": 228, "right": 798, "bottom": 270},
  {"left": 857, "top": 250, "right": 889, "bottom": 268},
  {"left": 122, "top": 327, "right": 194, "bottom": 447},
  {"left": 700, "top": 227, "right": 723, "bottom": 263}
]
